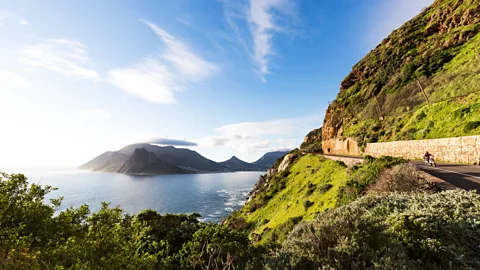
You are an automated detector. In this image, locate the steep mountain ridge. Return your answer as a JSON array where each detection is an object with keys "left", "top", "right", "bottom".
[
  {"left": 117, "top": 148, "right": 189, "bottom": 175},
  {"left": 79, "top": 144, "right": 285, "bottom": 174},
  {"left": 118, "top": 144, "right": 227, "bottom": 172},
  {"left": 321, "top": 0, "right": 480, "bottom": 151}
]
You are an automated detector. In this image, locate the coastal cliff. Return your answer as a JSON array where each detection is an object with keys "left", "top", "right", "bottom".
[{"left": 320, "top": 0, "right": 480, "bottom": 153}]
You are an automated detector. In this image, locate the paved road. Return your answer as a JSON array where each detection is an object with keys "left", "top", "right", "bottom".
[{"left": 411, "top": 161, "right": 480, "bottom": 192}]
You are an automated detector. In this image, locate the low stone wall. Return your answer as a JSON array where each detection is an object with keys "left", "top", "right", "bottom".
[{"left": 365, "top": 136, "right": 480, "bottom": 164}]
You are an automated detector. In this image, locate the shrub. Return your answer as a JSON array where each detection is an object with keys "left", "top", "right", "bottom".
[
  {"left": 318, "top": 184, "right": 333, "bottom": 194},
  {"left": 335, "top": 160, "right": 347, "bottom": 168},
  {"left": 229, "top": 216, "right": 250, "bottom": 230},
  {"left": 336, "top": 156, "right": 407, "bottom": 206},
  {"left": 279, "top": 170, "right": 290, "bottom": 178},
  {"left": 180, "top": 225, "right": 263, "bottom": 269},
  {"left": 415, "top": 110, "right": 427, "bottom": 121},
  {"left": 454, "top": 107, "right": 471, "bottom": 118},
  {"left": 275, "top": 191, "right": 480, "bottom": 269},
  {"left": 248, "top": 200, "right": 264, "bottom": 213},
  {"left": 272, "top": 216, "right": 304, "bottom": 245},
  {"left": 260, "top": 219, "right": 270, "bottom": 225},
  {"left": 0, "top": 172, "right": 262, "bottom": 270},
  {"left": 303, "top": 200, "right": 314, "bottom": 211},
  {"left": 305, "top": 182, "right": 316, "bottom": 196},
  {"left": 464, "top": 121, "right": 480, "bottom": 132},
  {"left": 367, "top": 164, "right": 434, "bottom": 194}
]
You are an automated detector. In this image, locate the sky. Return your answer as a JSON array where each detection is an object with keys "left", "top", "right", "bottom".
[{"left": 0, "top": 0, "right": 433, "bottom": 167}]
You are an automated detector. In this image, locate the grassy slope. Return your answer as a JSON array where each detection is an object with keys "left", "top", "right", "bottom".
[
  {"left": 342, "top": 33, "right": 480, "bottom": 147},
  {"left": 228, "top": 155, "right": 348, "bottom": 245},
  {"left": 325, "top": 0, "right": 480, "bottom": 147},
  {"left": 227, "top": 154, "right": 406, "bottom": 245}
]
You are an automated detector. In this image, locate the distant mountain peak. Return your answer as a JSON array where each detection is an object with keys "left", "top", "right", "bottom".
[
  {"left": 252, "top": 150, "right": 291, "bottom": 169},
  {"left": 79, "top": 145, "right": 284, "bottom": 174},
  {"left": 118, "top": 148, "right": 189, "bottom": 175}
]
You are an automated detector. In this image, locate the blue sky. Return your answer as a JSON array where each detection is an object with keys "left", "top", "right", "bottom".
[{"left": 0, "top": 0, "right": 432, "bottom": 166}]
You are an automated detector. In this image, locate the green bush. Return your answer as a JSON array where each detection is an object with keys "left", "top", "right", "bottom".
[
  {"left": 0, "top": 172, "right": 261, "bottom": 269},
  {"left": 305, "top": 182, "right": 316, "bottom": 196},
  {"left": 318, "top": 183, "right": 333, "bottom": 194},
  {"left": 464, "top": 121, "right": 480, "bottom": 132},
  {"left": 279, "top": 170, "right": 290, "bottom": 178},
  {"left": 247, "top": 200, "right": 264, "bottom": 213},
  {"left": 275, "top": 190, "right": 480, "bottom": 269},
  {"left": 303, "top": 200, "right": 314, "bottom": 211},
  {"left": 180, "top": 225, "right": 263, "bottom": 269},
  {"left": 336, "top": 156, "right": 407, "bottom": 206}
]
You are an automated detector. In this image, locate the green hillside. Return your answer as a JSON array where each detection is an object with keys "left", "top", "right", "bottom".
[
  {"left": 227, "top": 154, "right": 348, "bottom": 245},
  {"left": 226, "top": 153, "right": 407, "bottom": 245},
  {"left": 323, "top": 0, "right": 480, "bottom": 148}
]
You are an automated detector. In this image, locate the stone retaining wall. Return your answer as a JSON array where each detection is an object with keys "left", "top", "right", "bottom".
[
  {"left": 323, "top": 136, "right": 480, "bottom": 164},
  {"left": 365, "top": 136, "right": 480, "bottom": 164}
]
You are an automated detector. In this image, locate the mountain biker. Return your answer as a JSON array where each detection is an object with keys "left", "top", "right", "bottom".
[{"left": 423, "top": 151, "right": 434, "bottom": 163}]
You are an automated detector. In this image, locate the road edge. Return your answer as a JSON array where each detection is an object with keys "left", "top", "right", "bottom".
[{"left": 417, "top": 169, "right": 459, "bottom": 191}]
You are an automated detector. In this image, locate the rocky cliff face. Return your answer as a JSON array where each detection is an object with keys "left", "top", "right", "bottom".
[
  {"left": 320, "top": 0, "right": 480, "bottom": 151},
  {"left": 300, "top": 128, "right": 323, "bottom": 152}
]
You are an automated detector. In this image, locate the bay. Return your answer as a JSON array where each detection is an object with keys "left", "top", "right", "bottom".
[{"left": 3, "top": 168, "right": 261, "bottom": 223}]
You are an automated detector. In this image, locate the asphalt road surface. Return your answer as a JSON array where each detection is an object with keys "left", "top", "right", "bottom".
[{"left": 411, "top": 161, "right": 480, "bottom": 192}]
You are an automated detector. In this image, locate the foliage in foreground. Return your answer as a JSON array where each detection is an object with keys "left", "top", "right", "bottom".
[
  {"left": 275, "top": 190, "right": 480, "bottom": 270},
  {"left": 0, "top": 172, "right": 262, "bottom": 269},
  {"left": 336, "top": 156, "right": 407, "bottom": 206},
  {"left": 3, "top": 168, "right": 479, "bottom": 270}
]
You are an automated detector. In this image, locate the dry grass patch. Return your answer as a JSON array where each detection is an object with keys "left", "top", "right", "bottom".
[{"left": 367, "top": 164, "right": 434, "bottom": 194}]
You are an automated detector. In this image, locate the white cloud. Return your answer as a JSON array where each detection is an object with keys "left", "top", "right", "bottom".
[
  {"left": 215, "top": 117, "right": 301, "bottom": 138},
  {"left": 233, "top": 140, "right": 270, "bottom": 152},
  {"left": 0, "top": 70, "right": 31, "bottom": 89},
  {"left": 196, "top": 114, "right": 323, "bottom": 153},
  {"left": 143, "top": 20, "right": 217, "bottom": 80},
  {"left": 195, "top": 135, "right": 230, "bottom": 147},
  {"left": 108, "top": 21, "right": 217, "bottom": 104},
  {"left": 109, "top": 58, "right": 177, "bottom": 104},
  {"left": 19, "top": 39, "right": 99, "bottom": 80},
  {"left": 80, "top": 109, "right": 111, "bottom": 120},
  {"left": 223, "top": 0, "right": 295, "bottom": 81}
]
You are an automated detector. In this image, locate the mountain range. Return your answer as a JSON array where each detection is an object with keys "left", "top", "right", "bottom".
[{"left": 78, "top": 144, "right": 289, "bottom": 175}]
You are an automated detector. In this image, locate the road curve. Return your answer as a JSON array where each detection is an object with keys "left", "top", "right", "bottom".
[{"left": 411, "top": 161, "right": 480, "bottom": 192}]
